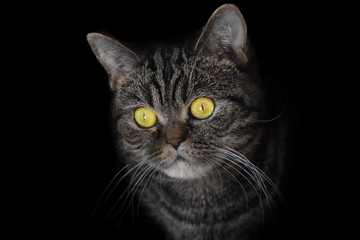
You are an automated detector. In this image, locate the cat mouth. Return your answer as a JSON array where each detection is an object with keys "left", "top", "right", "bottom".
[{"left": 174, "top": 156, "right": 188, "bottom": 163}]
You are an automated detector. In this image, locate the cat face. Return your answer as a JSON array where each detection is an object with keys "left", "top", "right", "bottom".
[
  {"left": 116, "top": 53, "right": 261, "bottom": 178},
  {"left": 87, "top": 4, "right": 264, "bottom": 179}
]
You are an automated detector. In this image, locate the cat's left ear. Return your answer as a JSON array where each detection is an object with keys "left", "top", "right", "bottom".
[
  {"left": 195, "top": 4, "right": 249, "bottom": 64},
  {"left": 87, "top": 33, "right": 139, "bottom": 90}
]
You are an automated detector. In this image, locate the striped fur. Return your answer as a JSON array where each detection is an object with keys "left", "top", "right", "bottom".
[{"left": 88, "top": 4, "right": 287, "bottom": 240}]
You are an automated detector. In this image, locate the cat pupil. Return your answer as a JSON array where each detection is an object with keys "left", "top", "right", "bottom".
[
  {"left": 143, "top": 113, "right": 146, "bottom": 120},
  {"left": 200, "top": 104, "right": 204, "bottom": 111}
]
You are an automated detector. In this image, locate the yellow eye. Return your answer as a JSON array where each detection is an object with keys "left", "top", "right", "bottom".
[
  {"left": 190, "top": 97, "right": 215, "bottom": 119},
  {"left": 134, "top": 107, "right": 157, "bottom": 128}
]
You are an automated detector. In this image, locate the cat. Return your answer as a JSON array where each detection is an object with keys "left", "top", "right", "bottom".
[{"left": 87, "top": 4, "right": 288, "bottom": 240}]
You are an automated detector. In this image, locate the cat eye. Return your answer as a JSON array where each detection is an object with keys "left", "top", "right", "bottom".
[
  {"left": 190, "top": 97, "right": 215, "bottom": 119},
  {"left": 134, "top": 107, "right": 157, "bottom": 128}
]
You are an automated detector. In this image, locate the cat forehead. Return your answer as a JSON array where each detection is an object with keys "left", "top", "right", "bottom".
[
  {"left": 139, "top": 47, "right": 240, "bottom": 80},
  {"left": 114, "top": 45, "right": 247, "bottom": 108},
  {"left": 124, "top": 50, "right": 244, "bottom": 96},
  {"left": 142, "top": 47, "right": 190, "bottom": 70}
]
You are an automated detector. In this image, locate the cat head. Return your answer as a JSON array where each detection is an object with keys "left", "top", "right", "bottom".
[{"left": 87, "top": 4, "right": 264, "bottom": 179}]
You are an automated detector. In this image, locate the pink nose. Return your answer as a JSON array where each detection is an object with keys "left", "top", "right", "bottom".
[{"left": 166, "top": 138, "right": 185, "bottom": 149}]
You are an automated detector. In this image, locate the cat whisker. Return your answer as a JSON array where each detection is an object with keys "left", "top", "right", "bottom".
[
  {"left": 217, "top": 156, "right": 264, "bottom": 196},
  {"left": 158, "top": 166, "right": 164, "bottom": 197},
  {"left": 92, "top": 163, "right": 130, "bottom": 216},
  {"left": 216, "top": 154, "right": 269, "bottom": 219},
  {"left": 207, "top": 157, "right": 249, "bottom": 208},
  {"left": 211, "top": 155, "right": 266, "bottom": 214},
  {"left": 104, "top": 161, "right": 145, "bottom": 204},
  {"left": 121, "top": 165, "right": 155, "bottom": 223},
  {"left": 205, "top": 158, "right": 223, "bottom": 197},
  {"left": 218, "top": 153, "right": 270, "bottom": 205},
  {"left": 112, "top": 160, "right": 162, "bottom": 223},
  {"left": 110, "top": 164, "right": 152, "bottom": 218},
  {"left": 228, "top": 147, "right": 282, "bottom": 198},
  {"left": 129, "top": 164, "right": 154, "bottom": 209},
  {"left": 103, "top": 163, "right": 147, "bottom": 218},
  {"left": 136, "top": 166, "right": 158, "bottom": 218},
  {"left": 211, "top": 147, "right": 282, "bottom": 221},
  {"left": 221, "top": 147, "right": 283, "bottom": 203},
  {"left": 255, "top": 94, "right": 289, "bottom": 123}
]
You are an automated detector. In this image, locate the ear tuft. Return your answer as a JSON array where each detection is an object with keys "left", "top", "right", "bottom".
[
  {"left": 195, "top": 4, "right": 248, "bottom": 64},
  {"left": 87, "top": 33, "right": 139, "bottom": 90}
]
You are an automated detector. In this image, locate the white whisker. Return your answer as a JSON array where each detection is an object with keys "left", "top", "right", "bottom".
[
  {"left": 136, "top": 167, "right": 158, "bottom": 217},
  {"left": 92, "top": 163, "right": 130, "bottom": 216},
  {"left": 219, "top": 150, "right": 270, "bottom": 204},
  {"left": 104, "top": 163, "right": 147, "bottom": 218},
  {"left": 207, "top": 157, "right": 249, "bottom": 208},
  {"left": 127, "top": 164, "right": 153, "bottom": 219},
  {"left": 212, "top": 146, "right": 283, "bottom": 215},
  {"left": 255, "top": 94, "right": 289, "bottom": 123},
  {"left": 104, "top": 161, "right": 145, "bottom": 203},
  {"left": 212, "top": 156, "right": 264, "bottom": 212},
  {"left": 212, "top": 156, "right": 265, "bottom": 214},
  {"left": 111, "top": 164, "right": 152, "bottom": 218},
  {"left": 208, "top": 159, "right": 223, "bottom": 196},
  {"left": 223, "top": 147, "right": 282, "bottom": 200}
]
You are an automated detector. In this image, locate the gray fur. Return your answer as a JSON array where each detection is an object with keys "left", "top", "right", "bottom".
[{"left": 87, "top": 4, "right": 287, "bottom": 240}]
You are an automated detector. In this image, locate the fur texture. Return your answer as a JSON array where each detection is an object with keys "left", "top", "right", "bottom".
[{"left": 88, "top": 4, "right": 287, "bottom": 240}]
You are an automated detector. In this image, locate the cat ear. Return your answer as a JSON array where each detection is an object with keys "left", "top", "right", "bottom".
[
  {"left": 87, "top": 33, "right": 139, "bottom": 90},
  {"left": 195, "top": 4, "right": 248, "bottom": 64}
]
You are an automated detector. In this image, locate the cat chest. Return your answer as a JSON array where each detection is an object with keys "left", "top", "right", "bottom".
[{"left": 144, "top": 181, "right": 250, "bottom": 225}]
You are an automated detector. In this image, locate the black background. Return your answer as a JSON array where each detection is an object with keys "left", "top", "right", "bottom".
[{"left": 9, "top": 0, "right": 348, "bottom": 239}]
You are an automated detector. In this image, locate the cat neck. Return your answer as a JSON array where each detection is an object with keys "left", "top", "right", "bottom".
[
  {"left": 146, "top": 170, "right": 256, "bottom": 215},
  {"left": 141, "top": 171, "right": 262, "bottom": 239}
]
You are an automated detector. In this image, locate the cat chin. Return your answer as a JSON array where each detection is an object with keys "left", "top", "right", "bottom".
[{"left": 161, "top": 158, "right": 208, "bottom": 179}]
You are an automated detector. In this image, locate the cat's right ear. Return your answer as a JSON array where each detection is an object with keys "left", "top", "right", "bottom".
[
  {"left": 87, "top": 33, "right": 139, "bottom": 90},
  {"left": 195, "top": 4, "right": 249, "bottom": 65}
]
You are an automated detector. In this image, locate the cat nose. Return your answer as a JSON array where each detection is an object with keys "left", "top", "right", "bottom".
[{"left": 166, "top": 137, "right": 185, "bottom": 149}]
